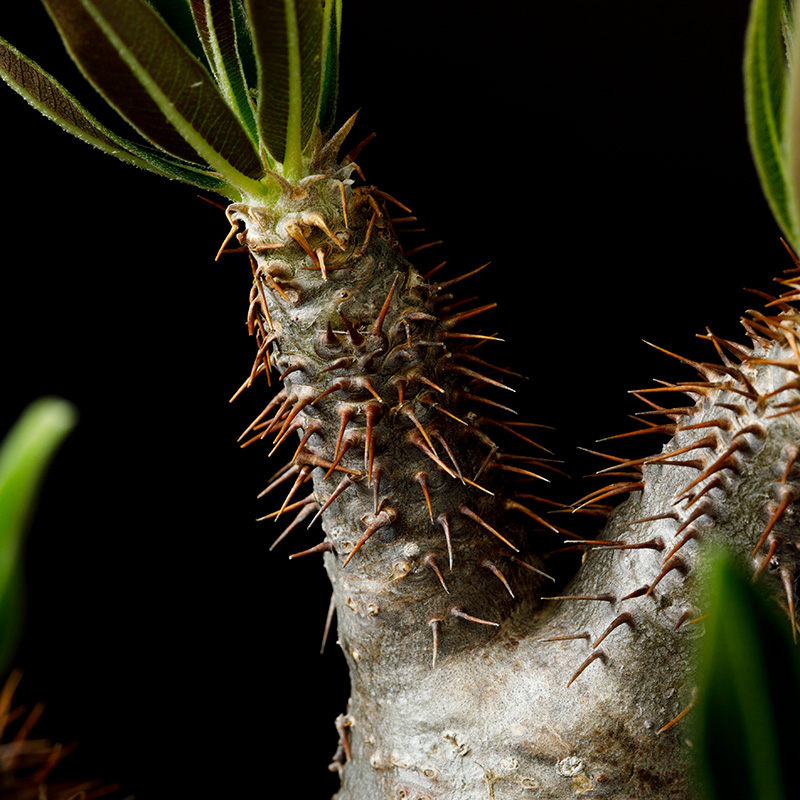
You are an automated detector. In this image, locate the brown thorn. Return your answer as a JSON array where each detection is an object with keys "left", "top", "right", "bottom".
[
  {"left": 429, "top": 619, "right": 441, "bottom": 668},
  {"left": 316, "top": 248, "right": 328, "bottom": 281},
  {"left": 459, "top": 505, "right": 519, "bottom": 552},
  {"left": 656, "top": 689, "right": 697, "bottom": 734},
  {"left": 238, "top": 391, "right": 287, "bottom": 441},
  {"left": 215, "top": 222, "right": 240, "bottom": 261},
  {"left": 446, "top": 363, "right": 516, "bottom": 393},
  {"left": 539, "top": 632, "right": 591, "bottom": 642},
  {"left": 542, "top": 593, "right": 616, "bottom": 602},
  {"left": 505, "top": 499, "right": 560, "bottom": 533},
  {"left": 371, "top": 274, "right": 401, "bottom": 336},
  {"left": 623, "top": 510, "right": 679, "bottom": 527},
  {"left": 440, "top": 331, "right": 505, "bottom": 342},
  {"left": 276, "top": 465, "right": 314, "bottom": 518},
  {"left": 481, "top": 419, "right": 552, "bottom": 453},
  {"left": 664, "top": 529, "right": 699, "bottom": 561},
  {"left": 268, "top": 501, "right": 319, "bottom": 551},
  {"left": 621, "top": 585, "right": 650, "bottom": 601},
  {"left": 308, "top": 476, "right": 353, "bottom": 528},
  {"left": 437, "top": 513, "right": 454, "bottom": 569},
  {"left": 442, "top": 302, "right": 497, "bottom": 328},
  {"left": 781, "top": 444, "right": 800, "bottom": 483},
  {"left": 597, "top": 424, "right": 677, "bottom": 442},
  {"left": 339, "top": 182, "right": 349, "bottom": 229},
  {"left": 751, "top": 485, "right": 793, "bottom": 557},
  {"left": 677, "top": 442, "right": 743, "bottom": 498},
  {"left": 358, "top": 210, "right": 377, "bottom": 255},
  {"left": 323, "top": 437, "right": 356, "bottom": 481},
  {"left": 754, "top": 536, "right": 780, "bottom": 579},
  {"left": 257, "top": 463, "right": 300, "bottom": 499},
  {"left": 291, "top": 421, "right": 322, "bottom": 463},
  {"left": 342, "top": 507, "right": 397, "bottom": 567},
  {"left": 373, "top": 188, "right": 411, "bottom": 213},
  {"left": 645, "top": 557, "right": 688, "bottom": 597},
  {"left": 321, "top": 592, "right": 336, "bottom": 655},
  {"left": 567, "top": 650, "right": 608, "bottom": 688},
  {"left": 416, "top": 472, "right": 434, "bottom": 521},
  {"left": 273, "top": 395, "right": 313, "bottom": 443},
  {"left": 484, "top": 560, "right": 514, "bottom": 598},
  {"left": 511, "top": 556, "right": 556, "bottom": 582},
  {"left": 450, "top": 607, "right": 500, "bottom": 627},
  {"left": 779, "top": 566, "right": 798, "bottom": 643},
  {"left": 592, "top": 612, "right": 635, "bottom": 648},
  {"left": 289, "top": 540, "right": 334, "bottom": 560},
  {"left": 403, "top": 240, "right": 443, "bottom": 258},
  {"left": 572, "top": 482, "right": 645, "bottom": 512},
  {"left": 433, "top": 430, "right": 464, "bottom": 483},
  {"left": 425, "top": 555, "right": 450, "bottom": 594},
  {"left": 402, "top": 406, "right": 437, "bottom": 453}
]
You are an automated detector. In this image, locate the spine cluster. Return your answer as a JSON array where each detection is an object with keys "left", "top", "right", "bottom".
[{"left": 225, "top": 165, "right": 555, "bottom": 671}]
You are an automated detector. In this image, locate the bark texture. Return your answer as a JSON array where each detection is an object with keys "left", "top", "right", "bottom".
[{"left": 229, "top": 159, "right": 800, "bottom": 799}]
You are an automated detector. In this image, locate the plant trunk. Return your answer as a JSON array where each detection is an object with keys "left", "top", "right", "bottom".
[{"left": 228, "top": 165, "right": 800, "bottom": 799}]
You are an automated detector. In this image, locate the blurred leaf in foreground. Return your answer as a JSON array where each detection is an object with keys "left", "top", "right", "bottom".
[
  {"left": 0, "top": 398, "right": 77, "bottom": 676},
  {"left": 694, "top": 550, "right": 800, "bottom": 800}
]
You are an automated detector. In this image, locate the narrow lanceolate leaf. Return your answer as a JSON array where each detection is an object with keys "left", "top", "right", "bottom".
[
  {"left": 189, "top": 0, "right": 260, "bottom": 147},
  {"left": 0, "top": 35, "right": 233, "bottom": 194},
  {"left": 0, "top": 399, "right": 77, "bottom": 676},
  {"left": 694, "top": 552, "right": 800, "bottom": 800},
  {"left": 42, "top": 0, "right": 267, "bottom": 196},
  {"left": 247, "top": 0, "right": 323, "bottom": 177},
  {"left": 745, "top": 0, "right": 800, "bottom": 247},
  {"left": 318, "top": 0, "right": 342, "bottom": 136}
]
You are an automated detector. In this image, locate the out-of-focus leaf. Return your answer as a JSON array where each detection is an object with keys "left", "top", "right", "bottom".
[
  {"left": 0, "top": 399, "right": 77, "bottom": 676},
  {"left": 318, "top": 0, "right": 341, "bottom": 137},
  {"left": 745, "top": 0, "right": 800, "bottom": 247},
  {"left": 189, "top": 0, "right": 259, "bottom": 146},
  {"left": 42, "top": 0, "right": 266, "bottom": 194},
  {"left": 247, "top": 0, "right": 322, "bottom": 177},
  {"left": 694, "top": 551, "right": 800, "bottom": 800},
  {"left": 0, "top": 35, "right": 233, "bottom": 194}
]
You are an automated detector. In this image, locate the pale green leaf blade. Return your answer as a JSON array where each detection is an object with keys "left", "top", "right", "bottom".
[
  {"left": 745, "top": 0, "right": 800, "bottom": 246},
  {"left": 247, "top": 0, "right": 322, "bottom": 177},
  {"left": 41, "top": 0, "right": 266, "bottom": 194},
  {"left": 188, "top": 0, "right": 259, "bottom": 145},
  {"left": 694, "top": 552, "right": 800, "bottom": 800},
  {"left": 0, "top": 399, "right": 77, "bottom": 676},
  {"left": 318, "top": 0, "right": 341, "bottom": 136},
  {"left": 0, "top": 34, "right": 233, "bottom": 193}
]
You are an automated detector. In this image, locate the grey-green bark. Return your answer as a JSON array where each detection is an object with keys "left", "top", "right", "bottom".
[{"left": 229, "top": 166, "right": 800, "bottom": 799}]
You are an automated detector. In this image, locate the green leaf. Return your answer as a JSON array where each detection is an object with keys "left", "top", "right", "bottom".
[
  {"left": 0, "top": 399, "right": 77, "bottom": 676},
  {"left": 694, "top": 551, "right": 800, "bottom": 800},
  {"left": 745, "top": 0, "right": 800, "bottom": 247},
  {"left": 188, "top": 0, "right": 260, "bottom": 147},
  {"left": 146, "top": 0, "right": 211, "bottom": 68},
  {"left": 0, "top": 34, "right": 234, "bottom": 194},
  {"left": 42, "top": 0, "right": 268, "bottom": 197},
  {"left": 247, "top": 0, "right": 323, "bottom": 178},
  {"left": 318, "top": 0, "right": 341, "bottom": 137}
]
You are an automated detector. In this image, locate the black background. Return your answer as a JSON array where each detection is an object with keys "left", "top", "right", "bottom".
[{"left": 0, "top": 1, "right": 782, "bottom": 797}]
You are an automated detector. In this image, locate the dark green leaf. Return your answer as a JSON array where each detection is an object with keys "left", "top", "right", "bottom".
[
  {"left": 318, "top": 0, "right": 341, "bottom": 136},
  {"left": 694, "top": 552, "right": 800, "bottom": 800},
  {"left": 0, "top": 34, "right": 233, "bottom": 193},
  {"left": 0, "top": 399, "right": 77, "bottom": 676},
  {"left": 745, "top": 0, "right": 800, "bottom": 246},
  {"left": 247, "top": 0, "right": 322, "bottom": 177},
  {"left": 146, "top": 0, "right": 210, "bottom": 67},
  {"left": 42, "top": 0, "right": 266, "bottom": 193},
  {"left": 189, "top": 0, "right": 259, "bottom": 145}
]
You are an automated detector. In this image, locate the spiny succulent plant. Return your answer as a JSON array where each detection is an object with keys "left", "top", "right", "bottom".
[{"left": 2, "top": 1, "right": 800, "bottom": 798}]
